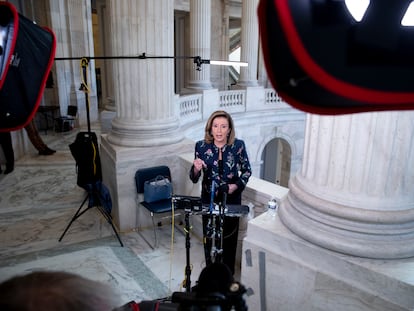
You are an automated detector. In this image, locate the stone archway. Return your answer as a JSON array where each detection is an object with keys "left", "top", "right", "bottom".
[{"left": 260, "top": 137, "right": 291, "bottom": 187}]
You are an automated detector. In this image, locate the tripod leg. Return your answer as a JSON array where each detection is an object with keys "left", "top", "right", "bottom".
[
  {"left": 58, "top": 195, "right": 89, "bottom": 242},
  {"left": 97, "top": 205, "right": 124, "bottom": 247}
]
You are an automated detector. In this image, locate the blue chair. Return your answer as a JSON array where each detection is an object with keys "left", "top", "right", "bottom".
[{"left": 135, "top": 165, "right": 176, "bottom": 248}]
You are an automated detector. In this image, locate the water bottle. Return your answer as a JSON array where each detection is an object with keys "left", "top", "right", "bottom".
[{"left": 267, "top": 199, "right": 278, "bottom": 218}]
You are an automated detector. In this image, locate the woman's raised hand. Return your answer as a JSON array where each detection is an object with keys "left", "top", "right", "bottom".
[{"left": 193, "top": 158, "right": 206, "bottom": 173}]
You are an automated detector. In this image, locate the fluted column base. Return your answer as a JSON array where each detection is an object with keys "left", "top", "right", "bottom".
[
  {"left": 279, "top": 175, "right": 414, "bottom": 259},
  {"left": 187, "top": 80, "right": 213, "bottom": 91},
  {"left": 103, "top": 97, "right": 116, "bottom": 112},
  {"left": 107, "top": 117, "right": 183, "bottom": 147},
  {"left": 234, "top": 79, "right": 259, "bottom": 88}
]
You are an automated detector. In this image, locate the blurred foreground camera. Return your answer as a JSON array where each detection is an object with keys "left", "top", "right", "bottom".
[
  {"left": 172, "top": 263, "right": 247, "bottom": 310},
  {"left": 115, "top": 263, "right": 248, "bottom": 311}
]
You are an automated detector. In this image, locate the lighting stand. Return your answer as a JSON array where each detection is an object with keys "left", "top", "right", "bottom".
[
  {"left": 54, "top": 52, "right": 247, "bottom": 71},
  {"left": 58, "top": 191, "right": 124, "bottom": 247},
  {"left": 58, "top": 58, "right": 123, "bottom": 247}
]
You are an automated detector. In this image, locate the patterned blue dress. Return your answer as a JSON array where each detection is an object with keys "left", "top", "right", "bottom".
[{"left": 189, "top": 138, "right": 252, "bottom": 204}]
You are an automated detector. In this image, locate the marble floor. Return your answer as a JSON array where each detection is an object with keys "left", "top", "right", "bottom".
[{"left": 0, "top": 123, "right": 206, "bottom": 306}]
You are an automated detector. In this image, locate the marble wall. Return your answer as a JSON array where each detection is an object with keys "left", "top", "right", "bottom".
[{"left": 100, "top": 136, "right": 195, "bottom": 230}]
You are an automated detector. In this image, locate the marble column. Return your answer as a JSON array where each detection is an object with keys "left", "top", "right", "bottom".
[
  {"left": 95, "top": 0, "right": 116, "bottom": 112},
  {"left": 279, "top": 111, "right": 414, "bottom": 259},
  {"left": 100, "top": 0, "right": 192, "bottom": 232},
  {"left": 95, "top": 0, "right": 116, "bottom": 133},
  {"left": 210, "top": 0, "right": 230, "bottom": 91},
  {"left": 237, "top": 0, "right": 259, "bottom": 87},
  {"left": 49, "top": 0, "right": 99, "bottom": 126},
  {"left": 106, "top": 0, "right": 182, "bottom": 147},
  {"left": 187, "top": 0, "right": 213, "bottom": 90}
]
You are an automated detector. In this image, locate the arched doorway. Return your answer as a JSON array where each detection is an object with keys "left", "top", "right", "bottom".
[{"left": 260, "top": 138, "right": 292, "bottom": 187}]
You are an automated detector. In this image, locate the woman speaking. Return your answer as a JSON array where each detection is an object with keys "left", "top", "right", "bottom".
[{"left": 189, "top": 110, "right": 252, "bottom": 275}]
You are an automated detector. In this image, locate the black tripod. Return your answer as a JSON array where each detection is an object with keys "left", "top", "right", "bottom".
[
  {"left": 58, "top": 186, "right": 124, "bottom": 247},
  {"left": 58, "top": 58, "right": 123, "bottom": 247}
]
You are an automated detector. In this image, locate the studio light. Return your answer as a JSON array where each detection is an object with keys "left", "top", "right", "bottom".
[
  {"left": 345, "top": 0, "right": 414, "bottom": 26},
  {"left": 192, "top": 55, "right": 248, "bottom": 71},
  {"left": 258, "top": 0, "right": 414, "bottom": 114},
  {"left": 210, "top": 60, "right": 248, "bottom": 67},
  {"left": 344, "top": 0, "right": 370, "bottom": 22},
  {"left": 401, "top": 1, "right": 414, "bottom": 26},
  {"left": 0, "top": 1, "right": 56, "bottom": 131}
]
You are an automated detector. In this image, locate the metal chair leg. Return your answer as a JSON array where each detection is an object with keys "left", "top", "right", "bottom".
[
  {"left": 136, "top": 210, "right": 157, "bottom": 250},
  {"left": 151, "top": 212, "right": 158, "bottom": 248}
]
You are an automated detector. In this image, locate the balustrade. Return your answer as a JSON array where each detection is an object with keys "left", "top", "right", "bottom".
[{"left": 178, "top": 88, "right": 283, "bottom": 127}]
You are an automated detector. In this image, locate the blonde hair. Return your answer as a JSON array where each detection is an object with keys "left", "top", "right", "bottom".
[{"left": 204, "top": 110, "right": 236, "bottom": 145}]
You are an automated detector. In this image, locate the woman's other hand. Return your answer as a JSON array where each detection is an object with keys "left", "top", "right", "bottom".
[{"left": 193, "top": 158, "right": 206, "bottom": 174}]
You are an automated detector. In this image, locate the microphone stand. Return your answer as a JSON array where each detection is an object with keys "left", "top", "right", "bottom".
[
  {"left": 219, "top": 192, "right": 227, "bottom": 258},
  {"left": 210, "top": 191, "right": 227, "bottom": 264},
  {"left": 184, "top": 210, "right": 192, "bottom": 292},
  {"left": 206, "top": 182, "right": 216, "bottom": 263}
]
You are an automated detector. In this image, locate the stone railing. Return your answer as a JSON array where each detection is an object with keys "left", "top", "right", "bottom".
[
  {"left": 179, "top": 93, "right": 203, "bottom": 125},
  {"left": 178, "top": 87, "right": 290, "bottom": 128},
  {"left": 219, "top": 90, "right": 245, "bottom": 112}
]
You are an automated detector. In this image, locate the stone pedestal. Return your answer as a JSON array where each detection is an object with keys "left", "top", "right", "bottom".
[
  {"left": 100, "top": 135, "right": 195, "bottom": 231},
  {"left": 242, "top": 213, "right": 414, "bottom": 311}
]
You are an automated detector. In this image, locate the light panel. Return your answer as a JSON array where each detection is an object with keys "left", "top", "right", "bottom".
[
  {"left": 345, "top": 0, "right": 370, "bottom": 22},
  {"left": 401, "top": 1, "right": 414, "bottom": 26}
]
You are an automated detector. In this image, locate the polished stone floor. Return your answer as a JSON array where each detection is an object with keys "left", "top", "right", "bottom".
[{"left": 0, "top": 123, "right": 206, "bottom": 306}]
